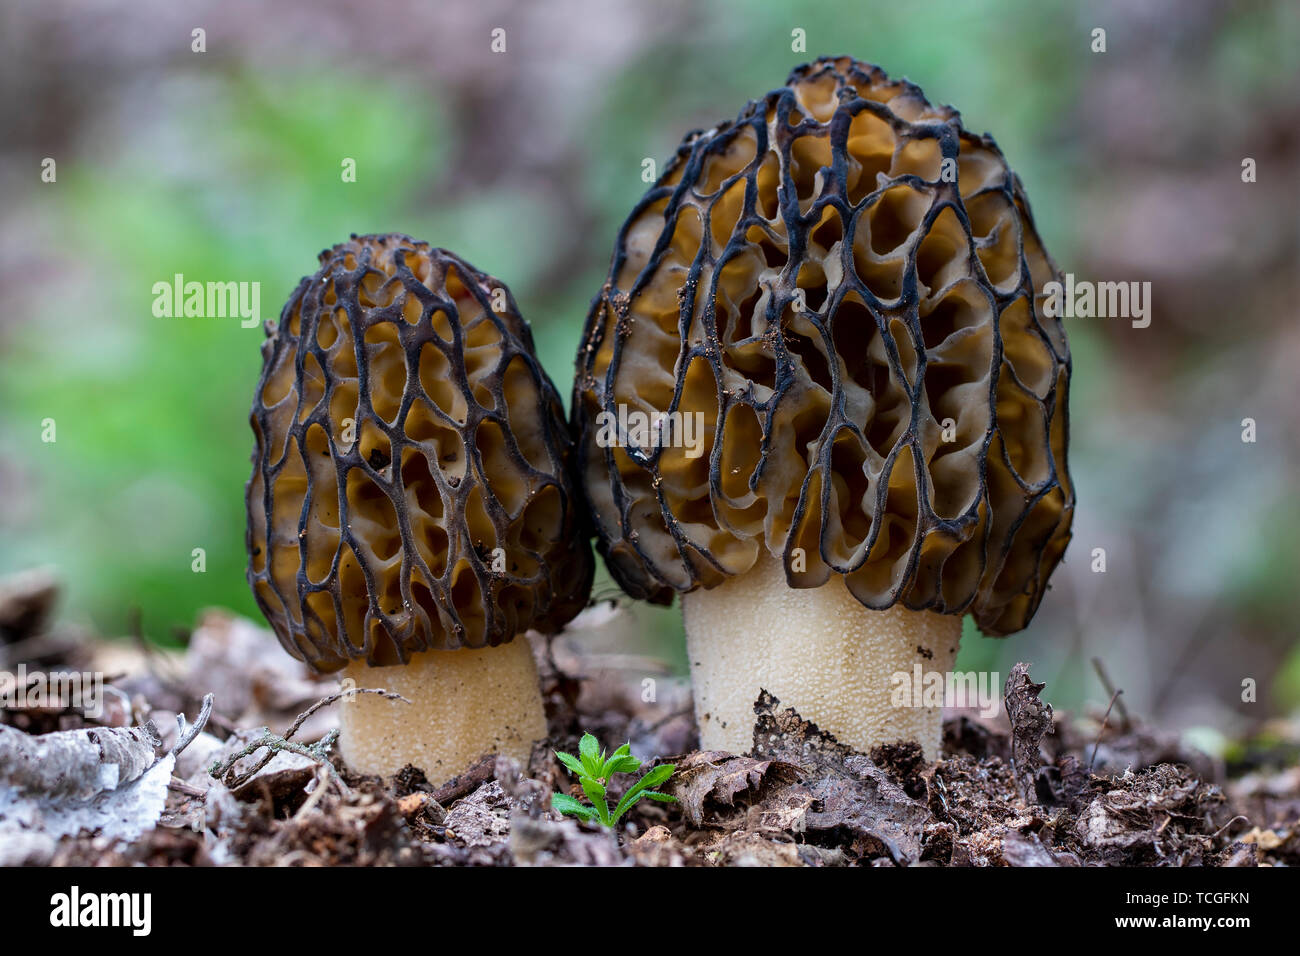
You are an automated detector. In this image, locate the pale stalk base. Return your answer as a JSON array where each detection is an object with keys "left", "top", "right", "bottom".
[
  {"left": 682, "top": 551, "right": 962, "bottom": 759},
  {"left": 338, "top": 639, "right": 547, "bottom": 781}
]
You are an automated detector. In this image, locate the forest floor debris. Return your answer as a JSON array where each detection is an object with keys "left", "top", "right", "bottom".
[{"left": 1, "top": 591, "right": 1297, "bottom": 866}]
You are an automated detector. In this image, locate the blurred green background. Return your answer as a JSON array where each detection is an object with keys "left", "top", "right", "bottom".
[{"left": 1, "top": 0, "right": 1297, "bottom": 739}]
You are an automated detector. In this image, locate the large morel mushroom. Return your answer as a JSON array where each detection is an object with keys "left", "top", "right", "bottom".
[
  {"left": 573, "top": 57, "right": 1073, "bottom": 757},
  {"left": 247, "top": 234, "right": 592, "bottom": 779}
]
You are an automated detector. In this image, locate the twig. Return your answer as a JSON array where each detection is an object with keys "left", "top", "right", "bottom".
[
  {"left": 167, "top": 778, "right": 206, "bottom": 798},
  {"left": 1088, "top": 689, "right": 1122, "bottom": 773},
  {"left": 431, "top": 754, "right": 496, "bottom": 805},
  {"left": 1208, "top": 814, "right": 1249, "bottom": 843},
  {"left": 1090, "top": 657, "right": 1131, "bottom": 732},
  {"left": 282, "top": 686, "right": 408, "bottom": 743},
  {"left": 209, "top": 729, "right": 342, "bottom": 791},
  {"left": 207, "top": 688, "right": 407, "bottom": 792},
  {"left": 172, "top": 693, "right": 214, "bottom": 758},
  {"left": 292, "top": 765, "right": 333, "bottom": 821}
]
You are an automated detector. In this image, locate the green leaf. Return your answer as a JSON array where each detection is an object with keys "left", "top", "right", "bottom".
[
  {"left": 637, "top": 764, "right": 676, "bottom": 789},
  {"left": 610, "top": 789, "right": 642, "bottom": 824},
  {"left": 599, "top": 743, "right": 633, "bottom": 777},
  {"left": 581, "top": 776, "right": 611, "bottom": 826},
  {"left": 578, "top": 733, "right": 601, "bottom": 777},
  {"left": 604, "top": 755, "right": 642, "bottom": 776},
  {"left": 555, "top": 751, "right": 586, "bottom": 778},
  {"left": 611, "top": 763, "right": 676, "bottom": 823},
  {"left": 551, "top": 793, "right": 595, "bottom": 819},
  {"left": 579, "top": 775, "right": 606, "bottom": 804},
  {"left": 641, "top": 792, "right": 678, "bottom": 803}
]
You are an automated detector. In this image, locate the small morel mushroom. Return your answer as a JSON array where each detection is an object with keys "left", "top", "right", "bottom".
[
  {"left": 247, "top": 234, "right": 592, "bottom": 779},
  {"left": 573, "top": 58, "right": 1073, "bottom": 758}
]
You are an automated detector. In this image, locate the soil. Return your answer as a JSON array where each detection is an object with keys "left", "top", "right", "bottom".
[{"left": 1, "top": 579, "right": 1296, "bottom": 867}]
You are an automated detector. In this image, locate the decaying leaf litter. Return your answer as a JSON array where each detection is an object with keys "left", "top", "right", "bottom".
[{"left": 1, "top": 573, "right": 1296, "bottom": 867}]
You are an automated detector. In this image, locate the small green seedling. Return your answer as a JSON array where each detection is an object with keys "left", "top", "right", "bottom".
[{"left": 552, "top": 732, "right": 676, "bottom": 827}]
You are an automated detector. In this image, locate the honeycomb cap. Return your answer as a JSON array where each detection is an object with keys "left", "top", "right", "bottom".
[
  {"left": 247, "top": 234, "right": 593, "bottom": 672},
  {"left": 573, "top": 57, "right": 1073, "bottom": 636}
]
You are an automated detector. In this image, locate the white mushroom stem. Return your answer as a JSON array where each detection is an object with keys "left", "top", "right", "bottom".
[
  {"left": 337, "top": 638, "right": 547, "bottom": 781},
  {"left": 682, "top": 550, "right": 962, "bottom": 759}
]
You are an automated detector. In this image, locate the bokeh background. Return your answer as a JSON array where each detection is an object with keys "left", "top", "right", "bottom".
[{"left": 2, "top": 0, "right": 1297, "bottom": 748}]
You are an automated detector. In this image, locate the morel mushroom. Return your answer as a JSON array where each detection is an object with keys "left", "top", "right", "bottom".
[
  {"left": 573, "top": 58, "right": 1073, "bottom": 758},
  {"left": 247, "top": 234, "right": 592, "bottom": 779}
]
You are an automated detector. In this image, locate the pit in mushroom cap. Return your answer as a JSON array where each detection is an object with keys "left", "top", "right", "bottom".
[
  {"left": 246, "top": 234, "right": 593, "bottom": 778},
  {"left": 573, "top": 56, "right": 1073, "bottom": 637}
]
